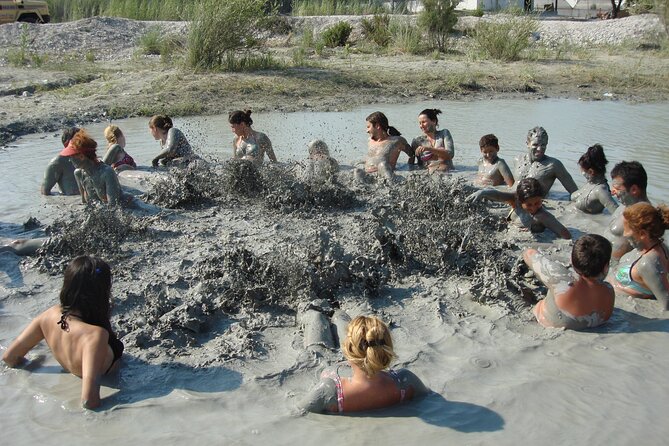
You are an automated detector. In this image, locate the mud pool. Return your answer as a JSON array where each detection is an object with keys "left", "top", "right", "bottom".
[{"left": 1, "top": 99, "right": 668, "bottom": 445}]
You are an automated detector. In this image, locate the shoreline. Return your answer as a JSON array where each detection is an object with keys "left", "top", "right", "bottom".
[{"left": 0, "top": 14, "right": 667, "bottom": 145}]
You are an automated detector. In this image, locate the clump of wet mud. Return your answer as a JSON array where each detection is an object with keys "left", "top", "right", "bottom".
[
  {"left": 145, "top": 161, "right": 357, "bottom": 213},
  {"left": 34, "top": 205, "right": 148, "bottom": 273}
]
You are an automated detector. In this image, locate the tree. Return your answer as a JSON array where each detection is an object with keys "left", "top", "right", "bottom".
[
  {"left": 610, "top": 0, "right": 624, "bottom": 17},
  {"left": 418, "top": 0, "right": 460, "bottom": 52}
]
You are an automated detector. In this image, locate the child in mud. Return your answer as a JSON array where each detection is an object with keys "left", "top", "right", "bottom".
[
  {"left": 304, "top": 139, "right": 339, "bottom": 181},
  {"left": 150, "top": 115, "right": 197, "bottom": 167},
  {"left": 523, "top": 234, "right": 615, "bottom": 329},
  {"left": 61, "top": 129, "right": 125, "bottom": 206},
  {"left": 299, "top": 315, "right": 428, "bottom": 413},
  {"left": 2, "top": 256, "right": 124, "bottom": 409},
  {"left": 229, "top": 109, "right": 277, "bottom": 165},
  {"left": 612, "top": 202, "right": 669, "bottom": 310},
  {"left": 355, "top": 111, "right": 412, "bottom": 180},
  {"left": 475, "top": 133, "right": 514, "bottom": 187},
  {"left": 411, "top": 108, "right": 454, "bottom": 173},
  {"left": 608, "top": 161, "right": 651, "bottom": 261},
  {"left": 102, "top": 125, "right": 136, "bottom": 172},
  {"left": 514, "top": 126, "right": 578, "bottom": 197},
  {"left": 40, "top": 127, "right": 80, "bottom": 196},
  {"left": 570, "top": 144, "right": 617, "bottom": 214},
  {"left": 466, "top": 177, "right": 571, "bottom": 239}
]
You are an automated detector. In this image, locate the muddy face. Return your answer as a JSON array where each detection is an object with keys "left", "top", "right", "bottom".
[
  {"left": 611, "top": 176, "right": 634, "bottom": 205},
  {"left": 527, "top": 138, "right": 546, "bottom": 162}
]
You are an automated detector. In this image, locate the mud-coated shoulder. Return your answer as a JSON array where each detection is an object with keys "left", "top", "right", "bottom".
[{"left": 298, "top": 374, "right": 338, "bottom": 414}]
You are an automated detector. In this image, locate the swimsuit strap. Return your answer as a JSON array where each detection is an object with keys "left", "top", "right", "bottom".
[
  {"left": 386, "top": 369, "right": 406, "bottom": 403},
  {"left": 321, "top": 368, "right": 345, "bottom": 413}
]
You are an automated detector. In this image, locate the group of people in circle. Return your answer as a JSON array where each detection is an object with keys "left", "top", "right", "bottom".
[{"left": 4, "top": 106, "right": 666, "bottom": 414}]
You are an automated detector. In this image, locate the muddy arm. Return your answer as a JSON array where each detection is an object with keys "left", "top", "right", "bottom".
[
  {"left": 523, "top": 248, "right": 572, "bottom": 287},
  {"left": 41, "top": 163, "right": 59, "bottom": 195},
  {"left": 498, "top": 159, "right": 515, "bottom": 187},
  {"left": 594, "top": 186, "right": 619, "bottom": 214},
  {"left": 102, "top": 144, "right": 123, "bottom": 165},
  {"left": 465, "top": 189, "right": 515, "bottom": 206},
  {"left": 258, "top": 133, "right": 277, "bottom": 162},
  {"left": 535, "top": 209, "right": 571, "bottom": 239},
  {"left": 2, "top": 315, "right": 45, "bottom": 367},
  {"left": 298, "top": 378, "right": 338, "bottom": 414},
  {"left": 636, "top": 258, "right": 669, "bottom": 311},
  {"left": 554, "top": 160, "right": 578, "bottom": 194}
]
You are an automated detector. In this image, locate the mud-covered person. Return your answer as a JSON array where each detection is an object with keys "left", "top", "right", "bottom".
[
  {"left": 524, "top": 234, "right": 615, "bottom": 329},
  {"left": 102, "top": 125, "right": 136, "bottom": 173},
  {"left": 304, "top": 139, "right": 339, "bottom": 181},
  {"left": 41, "top": 127, "right": 80, "bottom": 196},
  {"left": 299, "top": 315, "right": 428, "bottom": 414},
  {"left": 475, "top": 133, "right": 514, "bottom": 187},
  {"left": 229, "top": 109, "right": 277, "bottom": 165},
  {"left": 149, "top": 115, "right": 198, "bottom": 167},
  {"left": 3, "top": 256, "right": 123, "bottom": 409},
  {"left": 612, "top": 202, "right": 669, "bottom": 311},
  {"left": 608, "top": 161, "right": 651, "bottom": 261},
  {"left": 411, "top": 108, "right": 454, "bottom": 174},
  {"left": 514, "top": 126, "right": 578, "bottom": 197},
  {"left": 355, "top": 111, "right": 412, "bottom": 180},
  {"left": 61, "top": 129, "right": 124, "bottom": 206},
  {"left": 571, "top": 144, "right": 618, "bottom": 214},
  {"left": 466, "top": 177, "right": 571, "bottom": 239}
]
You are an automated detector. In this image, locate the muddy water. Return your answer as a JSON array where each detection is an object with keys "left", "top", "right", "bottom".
[
  {"left": 1, "top": 99, "right": 669, "bottom": 445},
  {"left": 1, "top": 99, "right": 668, "bottom": 222}
]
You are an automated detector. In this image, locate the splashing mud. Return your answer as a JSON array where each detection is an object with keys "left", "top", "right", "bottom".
[{"left": 31, "top": 165, "right": 530, "bottom": 362}]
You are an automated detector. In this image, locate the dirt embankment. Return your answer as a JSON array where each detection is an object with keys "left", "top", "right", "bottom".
[{"left": 0, "top": 14, "right": 667, "bottom": 144}]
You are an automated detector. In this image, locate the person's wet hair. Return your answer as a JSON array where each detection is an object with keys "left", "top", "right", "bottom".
[
  {"left": 516, "top": 177, "right": 545, "bottom": 203},
  {"left": 149, "top": 115, "right": 174, "bottom": 132},
  {"left": 343, "top": 316, "right": 396, "bottom": 378},
  {"left": 308, "top": 139, "right": 330, "bottom": 157},
  {"left": 526, "top": 126, "right": 548, "bottom": 147},
  {"left": 578, "top": 144, "right": 608, "bottom": 175},
  {"left": 229, "top": 109, "right": 253, "bottom": 126},
  {"left": 611, "top": 161, "right": 647, "bottom": 191},
  {"left": 70, "top": 129, "right": 98, "bottom": 160},
  {"left": 366, "top": 111, "right": 401, "bottom": 136},
  {"left": 571, "top": 234, "right": 611, "bottom": 277},
  {"left": 104, "top": 125, "right": 123, "bottom": 145},
  {"left": 61, "top": 127, "right": 79, "bottom": 147},
  {"left": 59, "top": 255, "right": 112, "bottom": 331},
  {"left": 479, "top": 134, "right": 499, "bottom": 150},
  {"left": 419, "top": 108, "right": 442, "bottom": 125},
  {"left": 623, "top": 202, "right": 669, "bottom": 240}
]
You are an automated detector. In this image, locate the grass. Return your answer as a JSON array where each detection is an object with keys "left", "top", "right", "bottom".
[
  {"left": 46, "top": 0, "right": 192, "bottom": 22},
  {"left": 291, "top": 0, "right": 386, "bottom": 16}
]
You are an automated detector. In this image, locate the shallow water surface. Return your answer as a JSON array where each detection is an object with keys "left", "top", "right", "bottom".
[{"left": 1, "top": 98, "right": 668, "bottom": 224}]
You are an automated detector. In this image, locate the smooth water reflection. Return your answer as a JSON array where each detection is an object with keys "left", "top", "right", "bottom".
[{"left": 1, "top": 98, "right": 668, "bottom": 224}]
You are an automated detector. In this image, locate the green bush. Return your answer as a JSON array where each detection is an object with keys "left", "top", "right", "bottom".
[
  {"left": 222, "top": 52, "right": 284, "bottom": 72},
  {"left": 361, "top": 13, "right": 392, "bottom": 47},
  {"left": 292, "top": 0, "right": 385, "bottom": 16},
  {"left": 473, "top": 14, "right": 539, "bottom": 61},
  {"left": 138, "top": 26, "right": 163, "bottom": 55},
  {"left": 320, "top": 21, "right": 352, "bottom": 47},
  {"left": 187, "top": 0, "right": 266, "bottom": 69},
  {"left": 389, "top": 21, "right": 423, "bottom": 54},
  {"left": 418, "top": 0, "right": 458, "bottom": 52},
  {"left": 473, "top": 6, "right": 484, "bottom": 17}
]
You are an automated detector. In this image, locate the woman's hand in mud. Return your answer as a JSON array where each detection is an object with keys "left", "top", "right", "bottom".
[
  {"left": 415, "top": 146, "right": 429, "bottom": 156},
  {"left": 152, "top": 158, "right": 160, "bottom": 168},
  {"left": 465, "top": 190, "right": 484, "bottom": 203}
]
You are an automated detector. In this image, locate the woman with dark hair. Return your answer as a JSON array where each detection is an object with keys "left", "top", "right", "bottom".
[
  {"left": 149, "top": 115, "right": 196, "bottom": 167},
  {"left": 410, "top": 108, "right": 455, "bottom": 173},
  {"left": 466, "top": 177, "right": 571, "bottom": 239},
  {"left": 61, "top": 129, "right": 124, "bottom": 206},
  {"left": 613, "top": 202, "right": 669, "bottom": 310},
  {"left": 229, "top": 109, "right": 276, "bottom": 164},
  {"left": 571, "top": 144, "right": 618, "bottom": 214},
  {"left": 361, "top": 111, "right": 412, "bottom": 178},
  {"left": 3, "top": 256, "right": 124, "bottom": 409}
]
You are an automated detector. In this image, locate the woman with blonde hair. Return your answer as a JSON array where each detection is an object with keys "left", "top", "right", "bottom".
[
  {"left": 300, "top": 315, "right": 428, "bottom": 413},
  {"left": 613, "top": 202, "right": 669, "bottom": 310},
  {"left": 102, "top": 125, "right": 136, "bottom": 172}
]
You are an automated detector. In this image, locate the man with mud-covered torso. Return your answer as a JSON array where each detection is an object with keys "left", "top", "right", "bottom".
[
  {"left": 359, "top": 111, "right": 412, "bottom": 179},
  {"left": 41, "top": 127, "right": 80, "bottom": 196},
  {"left": 514, "top": 126, "right": 578, "bottom": 197}
]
